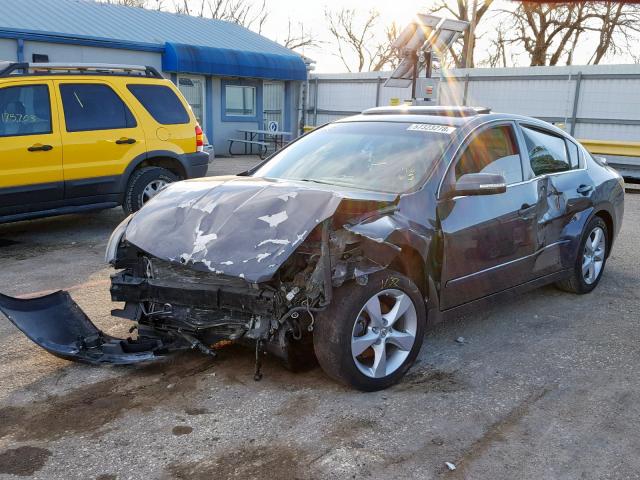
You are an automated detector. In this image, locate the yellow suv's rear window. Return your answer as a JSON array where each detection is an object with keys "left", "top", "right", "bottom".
[{"left": 127, "top": 84, "right": 189, "bottom": 125}]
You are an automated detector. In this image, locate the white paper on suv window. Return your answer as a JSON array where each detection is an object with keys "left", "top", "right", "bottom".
[{"left": 407, "top": 123, "right": 456, "bottom": 134}]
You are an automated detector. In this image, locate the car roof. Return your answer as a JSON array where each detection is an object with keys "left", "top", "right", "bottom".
[{"left": 337, "top": 106, "right": 571, "bottom": 139}]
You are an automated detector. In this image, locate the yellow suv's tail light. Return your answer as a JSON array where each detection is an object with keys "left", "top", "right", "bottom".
[{"left": 195, "top": 124, "right": 204, "bottom": 152}]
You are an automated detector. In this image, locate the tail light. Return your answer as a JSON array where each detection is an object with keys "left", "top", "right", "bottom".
[{"left": 195, "top": 125, "right": 204, "bottom": 152}]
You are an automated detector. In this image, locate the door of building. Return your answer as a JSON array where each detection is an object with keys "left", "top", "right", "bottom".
[{"left": 263, "top": 81, "right": 285, "bottom": 130}]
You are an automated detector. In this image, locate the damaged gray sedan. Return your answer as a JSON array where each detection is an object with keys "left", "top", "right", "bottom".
[{"left": 0, "top": 106, "right": 624, "bottom": 391}]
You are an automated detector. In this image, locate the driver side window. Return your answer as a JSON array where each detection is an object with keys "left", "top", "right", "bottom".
[{"left": 454, "top": 125, "right": 523, "bottom": 185}]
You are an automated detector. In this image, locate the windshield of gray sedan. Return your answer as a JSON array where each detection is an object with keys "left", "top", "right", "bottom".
[{"left": 252, "top": 121, "right": 453, "bottom": 193}]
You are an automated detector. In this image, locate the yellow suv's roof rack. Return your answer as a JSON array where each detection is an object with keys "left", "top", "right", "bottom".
[{"left": 0, "top": 62, "right": 163, "bottom": 79}]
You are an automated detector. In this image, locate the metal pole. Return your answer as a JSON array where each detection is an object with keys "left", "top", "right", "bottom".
[
  {"left": 375, "top": 77, "right": 381, "bottom": 106},
  {"left": 570, "top": 71, "right": 582, "bottom": 136},
  {"left": 411, "top": 52, "right": 418, "bottom": 102},
  {"left": 302, "top": 75, "right": 309, "bottom": 134},
  {"left": 313, "top": 77, "right": 319, "bottom": 126},
  {"left": 462, "top": 73, "right": 470, "bottom": 106}
]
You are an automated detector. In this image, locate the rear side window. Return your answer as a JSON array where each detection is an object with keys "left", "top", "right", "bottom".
[
  {"left": 0, "top": 84, "right": 51, "bottom": 137},
  {"left": 127, "top": 84, "right": 190, "bottom": 125},
  {"left": 455, "top": 125, "right": 523, "bottom": 185},
  {"left": 566, "top": 140, "right": 580, "bottom": 168},
  {"left": 60, "top": 84, "right": 136, "bottom": 132},
  {"left": 521, "top": 126, "right": 571, "bottom": 175}
]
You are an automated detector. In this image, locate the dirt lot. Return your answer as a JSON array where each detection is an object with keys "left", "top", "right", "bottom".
[{"left": 0, "top": 158, "right": 639, "bottom": 479}]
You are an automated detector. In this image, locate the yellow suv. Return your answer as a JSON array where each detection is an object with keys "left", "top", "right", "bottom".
[{"left": 0, "top": 62, "right": 210, "bottom": 223}]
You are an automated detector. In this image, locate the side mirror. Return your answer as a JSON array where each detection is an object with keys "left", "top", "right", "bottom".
[
  {"left": 595, "top": 155, "right": 608, "bottom": 165},
  {"left": 452, "top": 173, "right": 507, "bottom": 197}
]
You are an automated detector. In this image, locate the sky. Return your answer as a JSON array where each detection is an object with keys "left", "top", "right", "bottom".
[
  {"left": 181, "top": 0, "right": 638, "bottom": 72},
  {"left": 232, "top": 0, "right": 433, "bottom": 72}
]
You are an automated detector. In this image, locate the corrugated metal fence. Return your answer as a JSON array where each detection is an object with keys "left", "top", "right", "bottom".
[{"left": 439, "top": 64, "right": 640, "bottom": 143}]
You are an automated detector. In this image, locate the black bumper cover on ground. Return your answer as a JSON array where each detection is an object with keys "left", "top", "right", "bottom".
[{"left": 0, "top": 291, "right": 163, "bottom": 364}]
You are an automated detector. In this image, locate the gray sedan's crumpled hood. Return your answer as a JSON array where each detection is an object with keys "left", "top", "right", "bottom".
[{"left": 124, "top": 176, "right": 395, "bottom": 283}]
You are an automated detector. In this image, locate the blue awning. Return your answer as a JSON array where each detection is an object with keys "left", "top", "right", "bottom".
[{"left": 162, "top": 42, "right": 307, "bottom": 81}]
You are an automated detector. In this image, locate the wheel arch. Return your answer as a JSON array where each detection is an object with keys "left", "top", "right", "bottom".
[
  {"left": 593, "top": 208, "right": 614, "bottom": 257},
  {"left": 117, "top": 150, "right": 188, "bottom": 203},
  {"left": 388, "top": 244, "right": 427, "bottom": 298}
]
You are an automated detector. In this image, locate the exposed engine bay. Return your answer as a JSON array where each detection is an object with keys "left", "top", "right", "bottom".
[
  {"left": 109, "top": 217, "right": 398, "bottom": 378},
  {"left": 0, "top": 177, "right": 422, "bottom": 379}
]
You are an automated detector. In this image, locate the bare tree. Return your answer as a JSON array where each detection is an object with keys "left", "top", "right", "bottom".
[
  {"left": 171, "top": 0, "right": 268, "bottom": 33},
  {"left": 282, "top": 19, "right": 320, "bottom": 52},
  {"left": 499, "top": 1, "right": 640, "bottom": 67},
  {"left": 207, "top": 0, "right": 268, "bottom": 33},
  {"left": 482, "top": 26, "right": 508, "bottom": 68},
  {"left": 429, "top": 0, "right": 494, "bottom": 68},
  {"left": 325, "top": 8, "right": 399, "bottom": 72},
  {"left": 588, "top": 1, "right": 640, "bottom": 65},
  {"left": 503, "top": 2, "right": 591, "bottom": 66}
]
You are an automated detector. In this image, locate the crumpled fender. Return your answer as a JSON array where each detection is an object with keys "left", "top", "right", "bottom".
[{"left": 344, "top": 210, "right": 431, "bottom": 265}]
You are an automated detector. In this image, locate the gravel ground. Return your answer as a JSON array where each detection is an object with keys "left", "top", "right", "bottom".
[{"left": 0, "top": 158, "right": 638, "bottom": 479}]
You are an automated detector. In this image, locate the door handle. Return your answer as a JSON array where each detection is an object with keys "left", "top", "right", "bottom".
[
  {"left": 577, "top": 184, "right": 594, "bottom": 195},
  {"left": 115, "top": 138, "right": 136, "bottom": 145},
  {"left": 27, "top": 144, "right": 53, "bottom": 152}
]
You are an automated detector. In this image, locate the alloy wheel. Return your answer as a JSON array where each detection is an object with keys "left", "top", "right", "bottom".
[
  {"left": 582, "top": 226, "right": 606, "bottom": 284},
  {"left": 141, "top": 179, "right": 168, "bottom": 204},
  {"left": 351, "top": 289, "right": 418, "bottom": 379}
]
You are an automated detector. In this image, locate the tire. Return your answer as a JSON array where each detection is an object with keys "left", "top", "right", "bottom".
[
  {"left": 313, "top": 270, "right": 426, "bottom": 391},
  {"left": 123, "top": 167, "right": 177, "bottom": 214},
  {"left": 555, "top": 216, "right": 608, "bottom": 294}
]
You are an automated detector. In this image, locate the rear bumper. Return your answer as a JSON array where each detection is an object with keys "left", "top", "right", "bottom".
[{"left": 181, "top": 151, "right": 210, "bottom": 179}]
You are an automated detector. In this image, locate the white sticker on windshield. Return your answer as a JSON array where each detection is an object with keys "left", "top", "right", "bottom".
[{"left": 407, "top": 123, "right": 456, "bottom": 134}]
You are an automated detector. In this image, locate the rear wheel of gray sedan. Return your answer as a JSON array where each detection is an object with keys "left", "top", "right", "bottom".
[
  {"left": 313, "top": 270, "right": 426, "bottom": 391},
  {"left": 556, "top": 216, "right": 608, "bottom": 294}
]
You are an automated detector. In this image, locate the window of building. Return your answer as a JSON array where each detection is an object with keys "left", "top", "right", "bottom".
[
  {"left": 128, "top": 84, "right": 190, "bottom": 125},
  {"left": 225, "top": 85, "right": 256, "bottom": 117},
  {"left": 0, "top": 84, "right": 51, "bottom": 137},
  {"left": 521, "top": 126, "right": 571, "bottom": 176},
  {"left": 177, "top": 76, "right": 204, "bottom": 126},
  {"left": 454, "top": 125, "right": 523, "bottom": 185},
  {"left": 60, "top": 84, "right": 136, "bottom": 132}
]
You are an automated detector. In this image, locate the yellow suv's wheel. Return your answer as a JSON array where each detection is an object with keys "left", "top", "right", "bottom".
[{"left": 123, "top": 166, "right": 177, "bottom": 213}]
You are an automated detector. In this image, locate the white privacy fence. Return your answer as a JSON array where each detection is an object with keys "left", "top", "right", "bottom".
[
  {"left": 439, "top": 64, "right": 640, "bottom": 143},
  {"left": 305, "top": 71, "right": 430, "bottom": 126},
  {"left": 307, "top": 64, "right": 640, "bottom": 143}
]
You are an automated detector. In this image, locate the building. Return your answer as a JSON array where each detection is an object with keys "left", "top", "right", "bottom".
[{"left": 0, "top": 0, "right": 308, "bottom": 154}]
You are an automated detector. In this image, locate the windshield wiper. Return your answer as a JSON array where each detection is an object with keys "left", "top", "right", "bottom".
[{"left": 297, "top": 178, "right": 341, "bottom": 186}]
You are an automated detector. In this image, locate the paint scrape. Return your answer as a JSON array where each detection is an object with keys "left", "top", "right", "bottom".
[
  {"left": 256, "top": 253, "right": 271, "bottom": 262},
  {"left": 258, "top": 211, "right": 288, "bottom": 228},
  {"left": 257, "top": 239, "right": 290, "bottom": 247}
]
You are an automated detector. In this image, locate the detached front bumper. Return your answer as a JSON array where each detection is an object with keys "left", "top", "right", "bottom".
[{"left": 0, "top": 291, "right": 170, "bottom": 364}]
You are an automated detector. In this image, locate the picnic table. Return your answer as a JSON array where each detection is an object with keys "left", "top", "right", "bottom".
[{"left": 228, "top": 128, "right": 292, "bottom": 158}]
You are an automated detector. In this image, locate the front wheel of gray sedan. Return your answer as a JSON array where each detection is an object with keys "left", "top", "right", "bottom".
[
  {"left": 313, "top": 270, "right": 426, "bottom": 391},
  {"left": 556, "top": 216, "right": 609, "bottom": 294}
]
